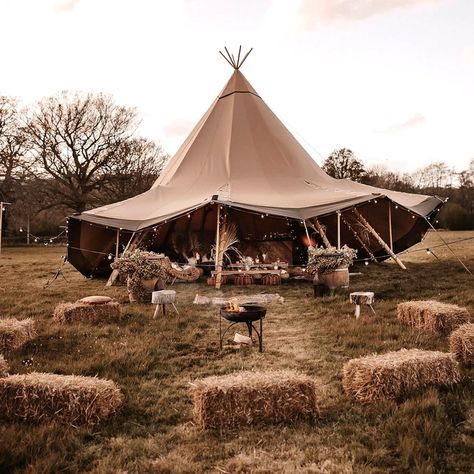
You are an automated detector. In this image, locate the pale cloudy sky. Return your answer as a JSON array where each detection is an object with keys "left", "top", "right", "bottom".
[{"left": 1, "top": 0, "right": 473, "bottom": 172}]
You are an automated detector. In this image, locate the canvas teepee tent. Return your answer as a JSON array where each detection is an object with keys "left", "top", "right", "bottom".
[{"left": 67, "top": 48, "right": 443, "bottom": 277}]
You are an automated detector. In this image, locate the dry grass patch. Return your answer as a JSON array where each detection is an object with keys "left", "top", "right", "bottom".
[
  {"left": 0, "top": 355, "right": 8, "bottom": 376},
  {"left": 343, "top": 348, "right": 460, "bottom": 403},
  {"left": 0, "top": 318, "right": 35, "bottom": 351},
  {"left": 53, "top": 301, "right": 121, "bottom": 324},
  {"left": 449, "top": 323, "right": 474, "bottom": 365},
  {"left": 397, "top": 300, "right": 470, "bottom": 333},
  {"left": 0, "top": 372, "right": 123, "bottom": 425},
  {"left": 191, "top": 370, "right": 319, "bottom": 429}
]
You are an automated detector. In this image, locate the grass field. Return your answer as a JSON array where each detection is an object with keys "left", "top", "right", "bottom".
[{"left": 0, "top": 230, "right": 473, "bottom": 473}]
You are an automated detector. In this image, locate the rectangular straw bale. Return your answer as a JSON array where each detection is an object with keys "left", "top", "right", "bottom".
[
  {"left": 0, "top": 318, "right": 36, "bottom": 351},
  {"left": 53, "top": 301, "right": 121, "bottom": 324},
  {"left": 397, "top": 300, "right": 470, "bottom": 333},
  {"left": 0, "top": 355, "right": 8, "bottom": 377},
  {"left": 0, "top": 372, "right": 123, "bottom": 425},
  {"left": 191, "top": 370, "right": 319, "bottom": 429},
  {"left": 343, "top": 348, "right": 460, "bottom": 403},
  {"left": 449, "top": 323, "right": 474, "bottom": 365}
]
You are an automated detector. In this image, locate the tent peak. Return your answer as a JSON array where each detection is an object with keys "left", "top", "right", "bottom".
[{"left": 219, "top": 45, "right": 253, "bottom": 70}]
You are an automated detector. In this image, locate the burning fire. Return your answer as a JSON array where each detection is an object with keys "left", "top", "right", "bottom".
[{"left": 228, "top": 298, "right": 240, "bottom": 312}]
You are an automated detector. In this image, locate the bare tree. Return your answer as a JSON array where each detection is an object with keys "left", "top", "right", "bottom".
[
  {"left": 0, "top": 97, "right": 29, "bottom": 201},
  {"left": 25, "top": 92, "right": 142, "bottom": 212},
  {"left": 98, "top": 137, "right": 169, "bottom": 204},
  {"left": 322, "top": 148, "right": 366, "bottom": 182},
  {"left": 414, "top": 161, "right": 453, "bottom": 190}
]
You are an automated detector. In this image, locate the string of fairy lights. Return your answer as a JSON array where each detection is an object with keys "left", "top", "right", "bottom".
[{"left": 58, "top": 196, "right": 473, "bottom": 272}]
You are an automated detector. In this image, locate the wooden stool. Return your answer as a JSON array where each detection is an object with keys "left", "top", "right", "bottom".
[
  {"left": 152, "top": 290, "right": 178, "bottom": 318},
  {"left": 350, "top": 292, "right": 375, "bottom": 319}
]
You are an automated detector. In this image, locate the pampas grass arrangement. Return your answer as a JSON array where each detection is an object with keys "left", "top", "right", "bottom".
[
  {"left": 0, "top": 318, "right": 35, "bottom": 351},
  {"left": 343, "top": 349, "right": 460, "bottom": 403},
  {"left": 449, "top": 323, "right": 474, "bottom": 365},
  {"left": 397, "top": 300, "right": 470, "bottom": 333},
  {"left": 0, "top": 372, "right": 124, "bottom": 425},
  {"left": 53, "top": 301, "right": 121, "bottom": 324},
  {"left": 0, "top": 355, "right": 9, "bottom": 376},
  {"left": 191, "top": 370, "right": 319, "bottom": 429}
]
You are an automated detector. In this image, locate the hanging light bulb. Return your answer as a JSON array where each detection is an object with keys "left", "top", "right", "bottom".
[
  {"left": 187, "top": 214, "right": 191, "bottom": 218},
  {"left": 19, "top": 227, "right": 23, "bottom": 233},
  {"left": 34, "top": 238, "right": 38, "bottom": 243},
  {"left": 395, "top": 205, "right": 398, "bottom": 209},
  {"left": 365, "top": 260, "right": 369, "bottom": 266},
  {"left": 108, "top": 254, "right": 113, "bottom": 260}
]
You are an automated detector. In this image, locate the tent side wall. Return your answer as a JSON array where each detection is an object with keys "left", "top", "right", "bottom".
[{"left": 67, "top": 218, "right": 132, "bottom": 277}]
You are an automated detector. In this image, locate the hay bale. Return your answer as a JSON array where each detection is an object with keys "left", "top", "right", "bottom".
[
  {"left": 0, "top": 318, "right": 35, "bottom": 351},
  {"left": 397, "top": 300, "right": 470, "bottom": 333},
  {"left": 53, "top": 301, "right": 121, "bottom": 324},
  {"left": 0, "top": 355, "right": 9, "bottom": 377},
  {"left": 343, "top": 348, "right": 460, "bottom": 403},
  {"left": 191, "top": 370, "right": 319, "bottom": 429},
  {"left": 0, "top": 372, "right": 123, "bottom": 425},
  {"left": 449, "top": 323, "right": 474, "bottom": 365}
]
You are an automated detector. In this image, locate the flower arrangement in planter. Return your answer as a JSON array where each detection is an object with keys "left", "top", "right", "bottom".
[
  {"left": 307, "top": 245, "right": 357, "bottom": 296},
  {"left": 111, "top": 249, "right": 168, "bottom": 303},
  {"left": 306, "top": 245, "right": 357, "bottom": 276}
]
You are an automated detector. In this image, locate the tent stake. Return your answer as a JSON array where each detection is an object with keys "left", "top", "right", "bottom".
[
  {"left": 340, "top": 214, "right": 377, "bottom": 263},
  {"left": 353, "top": 208, "right": 407, "bottom": 270},
  {"left": 312, "top": 218, "right": 331, "bottom": 248}
]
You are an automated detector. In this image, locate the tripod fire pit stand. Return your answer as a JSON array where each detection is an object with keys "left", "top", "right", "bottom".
[{"left": 219, "top": 305, "right": 266, "bottom": 352}]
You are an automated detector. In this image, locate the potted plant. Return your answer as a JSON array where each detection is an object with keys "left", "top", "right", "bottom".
[
  {"left": 307, "top": 245, "right": 357, "bottom": 296},
  {"left": 111, "top": 249, "right": 167, "bottom": 303}
]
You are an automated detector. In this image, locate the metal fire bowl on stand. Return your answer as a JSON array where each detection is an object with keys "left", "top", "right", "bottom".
[
  {"left": 220, "top": 305, "right": 266, "bottom": 322},
  {"left": 219, "top": 305, "right": 266, "bottom": 352}
]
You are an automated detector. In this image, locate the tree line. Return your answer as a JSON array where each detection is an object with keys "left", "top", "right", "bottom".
[
  {"left": 0, "top": 93, "right": 168, "bottom": 239},
  {"left": 323, "top": 148, "right": 474, "bottom": 230},
  {"left": 1, "top": 94, "right": 473, "bottom": 241}
]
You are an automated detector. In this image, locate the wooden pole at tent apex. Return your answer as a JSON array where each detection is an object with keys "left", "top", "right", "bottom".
[{"left": 353, "top": 208, "right": 407, "bottom": 270}]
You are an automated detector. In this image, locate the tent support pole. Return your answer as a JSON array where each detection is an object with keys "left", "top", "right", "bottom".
[
  {"left": 214, "top": 205, "right": 223, "bottom": 289},
  {"left": 340, "top": 214, "right": 377, "bottom": 263},
  {"left": 388, "top": 202, "right": 393, "bottom": 251},
  {"left": 424, "top": 218, "right": 472, "bottom": 275},
  {"left": 115, "top": 229, "right": 120, "bottom": 259},
  {"left": 353, "top": 208, "right": 407, "bottom": 270},
  {"left": 106, "top": 231, "right": 137, "bottom": 287},
  {"left": 303, "top": 220, "right": 311, "bottom": 245},
  {"left": 337, "top": 211, "right": 341, "bottom": 250},
  {"left": 312, "top": 218, "right": 331, "bottom": 248}
]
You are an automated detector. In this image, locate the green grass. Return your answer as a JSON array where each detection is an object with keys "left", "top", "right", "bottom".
[{"left": 0, "top": 230, "right": 473, "bottom": 473}]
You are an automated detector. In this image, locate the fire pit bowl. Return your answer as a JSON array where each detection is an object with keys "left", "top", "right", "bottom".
[{"left": 220, "top": 305, "right": 266, "bottom": 323}]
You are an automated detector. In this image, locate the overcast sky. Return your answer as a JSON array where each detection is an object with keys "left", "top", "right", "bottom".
[{"left": 1, "top": 0, "right": 473, "bottom": 172}]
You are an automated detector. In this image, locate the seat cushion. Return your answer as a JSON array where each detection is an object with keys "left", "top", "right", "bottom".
[{"left": 79, "top": 296, "right": 113, "bottom": 305}]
